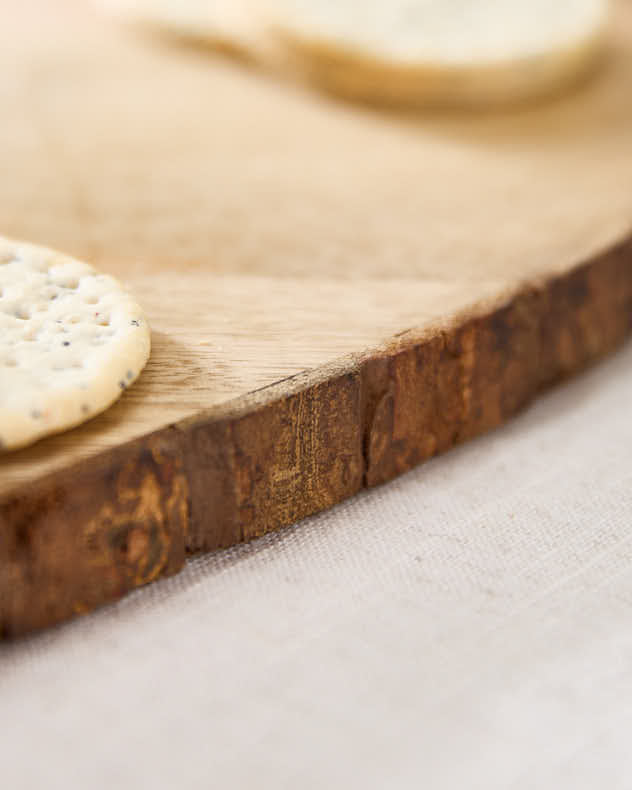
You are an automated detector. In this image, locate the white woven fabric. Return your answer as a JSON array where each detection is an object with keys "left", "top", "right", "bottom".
[{"left": 2, "top": 342, "right": 632, "bottom": 790}]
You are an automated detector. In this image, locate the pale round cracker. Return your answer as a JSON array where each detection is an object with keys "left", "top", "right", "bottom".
[
  {"left": 0, "top": 237, "right": 151, "bottom": 451},
  {"left": 262, "top": 0, "right": 611, "bottom": 106}
]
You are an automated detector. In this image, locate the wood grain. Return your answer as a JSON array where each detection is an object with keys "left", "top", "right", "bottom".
[{"left": 0, "top": 0, "right": 631, "bottom": 635}]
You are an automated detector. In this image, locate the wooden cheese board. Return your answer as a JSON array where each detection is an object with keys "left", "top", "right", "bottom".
[{"left": 1, "top": 0, "right": 631, "bottom": 636}]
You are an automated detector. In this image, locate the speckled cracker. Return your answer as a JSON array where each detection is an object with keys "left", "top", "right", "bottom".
[
  {"left": 262, "top": 0, "right": 610, "bottom": 106},
  {"left": 0, "top": 237, "right": 151, "bottom": 451}
]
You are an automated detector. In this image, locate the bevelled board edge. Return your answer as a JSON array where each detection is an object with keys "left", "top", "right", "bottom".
[{"left": 1, "top": 234, "right": 631, "bottom": 637}]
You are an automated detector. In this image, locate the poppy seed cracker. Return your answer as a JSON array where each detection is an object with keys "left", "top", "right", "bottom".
[
  {"left": 0, "top": 236, "right": 151, "bottom": 451},
  {"left": 262, "top": 0, "right": 610, "bottom": 107}
]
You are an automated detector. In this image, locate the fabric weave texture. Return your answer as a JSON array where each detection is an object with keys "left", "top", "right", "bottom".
[{"left": 2, "top": 343, "right": 632, "bottom": 789}]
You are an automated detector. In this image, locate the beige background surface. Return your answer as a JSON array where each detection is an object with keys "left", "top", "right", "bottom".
[{"left": 1, "top": 341, "right": 631, "bottom": 789}]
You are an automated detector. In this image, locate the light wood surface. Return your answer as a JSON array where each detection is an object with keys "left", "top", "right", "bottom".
[
  {"left": 0, "top": 0, "right": 631, "bottom": 634},
  {"left": 2, "top": 0, "right": 631, "bottom": 494}
]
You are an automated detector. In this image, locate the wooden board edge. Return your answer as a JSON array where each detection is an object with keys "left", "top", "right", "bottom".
[{"left": 1, "top": 234, "right": 631, "bottom": 637}]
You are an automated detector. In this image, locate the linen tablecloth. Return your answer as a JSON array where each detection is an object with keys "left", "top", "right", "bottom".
[{"left": 2, "top": 342, "right": 632, "bottom": 789}]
